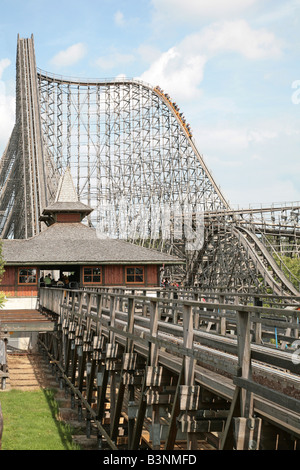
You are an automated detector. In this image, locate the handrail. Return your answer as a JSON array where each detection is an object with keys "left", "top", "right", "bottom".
[
  {"left": 39, "top": 287, "right": 300, "bottom": 343},
  {"left": 37, "top": 67, "right": 154, "bottom": 90}
]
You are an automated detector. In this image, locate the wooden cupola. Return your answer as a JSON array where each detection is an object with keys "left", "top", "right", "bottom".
[{"left": 39, "top": 167, "right": 93, "bottom": 226}]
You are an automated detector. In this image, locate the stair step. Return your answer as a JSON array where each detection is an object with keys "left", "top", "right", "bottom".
[{"left": 3, "top": 353, "right": 58, "bottom": 391}]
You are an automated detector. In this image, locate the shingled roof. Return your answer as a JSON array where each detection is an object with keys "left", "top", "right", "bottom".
[
  {"left": 2, "top": 222, "right": 183, "bottom": 266},
  {"left": 55, "top": 166, "right": 78, "bottom": 203}
]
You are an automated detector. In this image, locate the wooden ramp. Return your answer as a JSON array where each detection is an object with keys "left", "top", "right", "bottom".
[{"left": 0, "top": 310, "right": 55, "bottom": 332}]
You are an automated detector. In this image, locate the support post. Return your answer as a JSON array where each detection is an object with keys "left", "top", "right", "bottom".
[
  {"left": 111, "top": 297, "right": 136, "bottom": 444},
  {"left": 221, "top": 308, "right": 261, "bottom": 450},
  {"left": 218, "top": 294, "right": 226, "bottom": 336},
  {"left": 164, "top": 360, "right": 184, "bottom": 450},
  {"left": 150, "top": 300, "right": 160, "bottom": 450},
  {"left": 253, "top": 297, "right": 262, "bottom": 344},
  {"left": 236, "top": 309, "right": 253, "bottom": 418},
  {"left": 182, "top": 304, "right": 198, "bottom": 450}
]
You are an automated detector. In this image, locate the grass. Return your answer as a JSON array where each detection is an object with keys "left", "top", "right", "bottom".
[{"left": 0, "top": 389, "right": 81, "bottom": 450}]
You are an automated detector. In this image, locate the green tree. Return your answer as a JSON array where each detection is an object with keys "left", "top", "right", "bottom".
[{"left": 273, "top": 253, "right": 300, "bottom": 289}]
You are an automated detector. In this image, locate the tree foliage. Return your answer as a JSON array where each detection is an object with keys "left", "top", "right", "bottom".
[{"left": 273, "top": 253, "right": 300, "bottom": 289}]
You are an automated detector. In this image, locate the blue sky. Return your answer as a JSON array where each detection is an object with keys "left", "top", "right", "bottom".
[{"left": 0, "top": 0, "right": 300, "bottom": 207}]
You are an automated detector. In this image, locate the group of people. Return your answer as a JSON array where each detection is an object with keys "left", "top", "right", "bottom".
[
  {"left": 154, "top": 86, "right": 192, "bottom": 137},
  {"left": 40, "top": 274, "right": 75, "bottom": 288},
  {"left": 161, "top": 278, "right": 179, "bottom": 289}
]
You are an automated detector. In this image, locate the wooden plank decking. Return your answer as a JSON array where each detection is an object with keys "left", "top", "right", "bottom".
[{"left": 0, "top": 309, "right": 55, "bottom": 332}]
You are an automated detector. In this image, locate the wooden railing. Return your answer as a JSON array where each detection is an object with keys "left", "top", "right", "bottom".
[
  {"left": 38, "top": 287, "right": 300, "bottom": 450},
  {"left": 39, "top": 286, "right": 300, "bottom": 349}
]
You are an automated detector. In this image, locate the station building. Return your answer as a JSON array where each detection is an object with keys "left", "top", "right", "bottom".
[
  {"left": 1, "top": 168, "right": 183, "bottom": 306},
  {"left": 0, "top": 169, "right": 182, "bottom": 350}
]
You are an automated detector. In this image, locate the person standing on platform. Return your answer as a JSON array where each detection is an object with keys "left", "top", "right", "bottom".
[{"left": 44, "top": 274, "right": 51, "bottom": 287}]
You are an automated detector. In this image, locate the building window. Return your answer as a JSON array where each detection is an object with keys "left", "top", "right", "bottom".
[
  {"left": 125, "top": 266, "right": 144, "bottom": 284},
  {"left": 18, "top": 267, "right": 37, "bottom": 284},
  {"left": 83, "top": 267, "right": 102, "bottom": 284}
]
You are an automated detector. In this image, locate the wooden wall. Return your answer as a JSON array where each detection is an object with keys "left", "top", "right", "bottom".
[
  {"left": 104, "top": 265, "right": 123, "bottom": 285},
  {"left": 0, "top": 266, "right": 38, "bottom": 297},
  {"left": 102, "top": 265, "right": 159, "bottom": 287},
  {"left": 56, "top": 213, "right": 81, "bottom": 223},
  {"left": 0, "top": 264, "right": 160, "bottom": 296},
  {"left": 146, "top": 265, "right": 159, "bottom": 287},
  {"left": 97, "top": 265, "right": 159, "bottom": 287}
]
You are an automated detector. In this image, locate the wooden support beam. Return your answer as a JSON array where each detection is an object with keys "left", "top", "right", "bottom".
[
  {"left": 77, "top": 347, "right": 87, "bottom": 393},
  {"left": 111, "top": 297, "right": 136, "bottom": 444},
  {"left": 86, "top": 356, "right": 97, "bottom": 405},
  {"left": 164, "top": 361, "right": 184, "bottom": 450},
  {"left": 183, "top": 304, "right": 195, "bottom": 385},
  {"left": 253, "top": 297, "right": 262, "bottom": 344},
  {"left": 236, "top": 309, "right": 253, "bottom": 418},
  {"left": 234, "top": 377, "right": 300, "bottom": 414},
  {"left": 220, "top": 386, "right": 241, "bottom": 450},
  {"left": 96, "top": 365, "right": 109, "bottom": 422},
  {"left": 130, "top": 363, "right": 148, "bottom": 450},
  {"left": 233, "top": 417, "right": 262, "bottom": 450},
  {"left": 148, "top": 299, "right": 162, "bottom": 450},
  {"left": 181, "top": 303, "right": 199, "bottom": 450},
  {"left": 218, "top": 294, "right": 226, "bottom": 336},
  {"left": 221, "top": 308, "right": 262, "bottom": 450},
  {"left": 64, "top": 334, "right": 71, "bottom": 375},
  {"left": 149, "top": 300, "right": 159, "bottom": 366}
]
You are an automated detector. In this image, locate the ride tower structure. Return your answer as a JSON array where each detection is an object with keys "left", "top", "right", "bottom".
[{"left": 0, "top": 35, "right": 299, "bottom": 295}]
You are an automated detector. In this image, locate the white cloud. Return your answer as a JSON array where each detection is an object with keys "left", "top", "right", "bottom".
[
  {"left": 0, "top": 59, "right": 11, "bottom": 79},
  {"left": 151, "top": 0, "right": 261, "bottom": 23},
  {"left": 95, "top": 52, "right": 135, "bottom": 71},
  {"left": 0, "top": 87, "right": 15, "bottom": 153},
  {"left": 193, "top": 118, "right": 300, "bottom": 206},
  {"left": 113, "top": 9, "right": 140, "bottom": 30},
  {"left": 137, "top": 44, "right": 162, "bottom": 65},
  {"left": 50, "top": 43, "right": 87, "bottom": 67},
  {"left": 0, "top": 94, "right": 15, "bottom": 140},
  {"left": 114, "top": 10, "right": 125, "bottom": 26},
  {"left": 255, "top": 0, "right": 300, "bottom": 26},
  {"left": 0, "top": 59, "right": 15, "bottom": 153},
  {"left": 195, "top": 124, "right": 278, "bottom": 155},
  {"left": 140, "top": 20, "right": 282, "bottom": 100},
  {"left": 193, "top": 20, "right": 282, "bottom": 59},
  {"left": 140, "top": 46, "right": 206, "bottom": 99},
  {"left": 226, "top": 179, "right": 300, "bottom": 207},
  {"left": 247, "top": 129, "right": 277, "bottom": 143}
]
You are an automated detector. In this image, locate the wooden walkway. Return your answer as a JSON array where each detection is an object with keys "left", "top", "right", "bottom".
[
  {"left": 0, "top": 309, "right": 55, "bottom": 332},
  {"left": 35, "top": 286, "right": 300, "bottom": 451}
]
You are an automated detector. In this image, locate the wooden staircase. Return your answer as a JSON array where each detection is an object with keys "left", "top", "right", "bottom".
[{"left": 4, "top": 353, "right": 57, "bottom": 391}]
